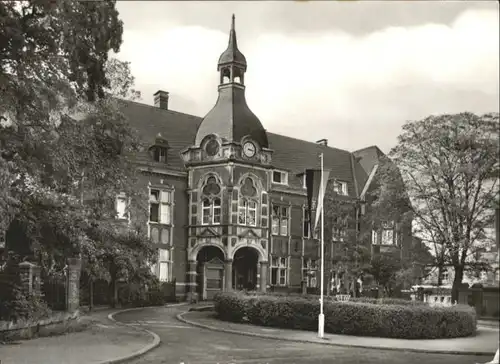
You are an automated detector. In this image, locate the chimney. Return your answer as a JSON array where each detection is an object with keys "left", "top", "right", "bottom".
[
  {"left": 316, "top": 138, "right": 328, "bottom": 146},
  {"left": 154, "top": 90, "right": 169, "bottom": 110}
]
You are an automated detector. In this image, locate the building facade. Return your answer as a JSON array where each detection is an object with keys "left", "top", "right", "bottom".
[{"left": 118, "top": 16, "right": 411, "bottom": 301}]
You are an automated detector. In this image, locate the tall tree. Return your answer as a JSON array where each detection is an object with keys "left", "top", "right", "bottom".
[
  {"left": 0, "top": 0, "right": 155, "bottom": 306},
  {"left": 379, "top": 112, "right": 499, "bottom": 302}
]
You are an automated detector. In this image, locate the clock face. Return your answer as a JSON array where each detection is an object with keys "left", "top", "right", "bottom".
[
  {"left": 243, "top": 141, "right": 256, "bottom": 158},
  {"left": 205, "top": 139, "right": 220, "bottom": 156}
]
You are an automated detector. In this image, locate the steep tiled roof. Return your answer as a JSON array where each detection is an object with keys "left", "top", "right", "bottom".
[
  {"left": 353, "top": 146, "right": 385, "bottom": 175},
  {"left": 119, "top": 99, "right": 370, "bottom": 197}
]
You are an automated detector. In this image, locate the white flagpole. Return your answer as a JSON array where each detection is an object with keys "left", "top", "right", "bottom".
[{"left": 318, "top": 153, "right": 325, "bottom": 338}]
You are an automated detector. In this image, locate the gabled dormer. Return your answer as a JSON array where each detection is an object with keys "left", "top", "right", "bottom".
[{"left": 149, "top": 133, "right": 169, "bottom": 163}]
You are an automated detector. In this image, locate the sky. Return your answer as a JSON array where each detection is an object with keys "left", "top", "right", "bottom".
[{"left": 114, "top": 1, "right": 499, "bottom": 154}]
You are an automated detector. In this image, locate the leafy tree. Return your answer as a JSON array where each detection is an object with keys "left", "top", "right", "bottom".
[
  {"left": 323, "top": 189, "right": 370, "bottom": 297},
  {"left": 365, "top": 252, "right": 402, "bottom": 297},
  {"left": 0, "top": 0, "right": 155, "bottom": 308},
  {"left": 378, "top": 112, "right": 499, "bottom": 302}
]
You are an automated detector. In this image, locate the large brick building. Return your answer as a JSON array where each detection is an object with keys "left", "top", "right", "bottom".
[{"left": 116, "top": 16, "right": 411, "bottom": 301}]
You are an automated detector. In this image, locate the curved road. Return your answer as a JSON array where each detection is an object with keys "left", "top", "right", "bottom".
[{"left": 115, "top": 305, "right": 485, "bottom": 364}]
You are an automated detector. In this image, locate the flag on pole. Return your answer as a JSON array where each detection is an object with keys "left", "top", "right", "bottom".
[{"left": 305, "top": 166, "right": 330, "bottom": 235}]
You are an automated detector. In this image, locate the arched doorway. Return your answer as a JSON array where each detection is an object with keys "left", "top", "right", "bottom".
[
  {"left": 233, "top": 247, "right": 258, "bottom": 291},
  {"left": 196, "top": 246, "right": 225, "bottom": 300}
]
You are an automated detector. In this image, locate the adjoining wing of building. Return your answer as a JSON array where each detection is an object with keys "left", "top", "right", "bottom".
[{"left": 115, "top": 15, "right": 411, "bottom": 301}]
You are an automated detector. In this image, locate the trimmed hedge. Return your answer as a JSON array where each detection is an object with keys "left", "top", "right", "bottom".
[
  {"left": 214, "top": 292, "right": 477, "bottom": 339},
  {"left": 244, "top": 291, "right": 427, "bottom": 306}
]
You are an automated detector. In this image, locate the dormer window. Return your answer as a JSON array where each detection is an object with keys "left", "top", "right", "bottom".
[
  {"left": 153, "top": 147, "right": 167, "bottom": 163},
  {"left": 333, "top": 181, "right": 348, "bottom": 196},
  {"left": 149, "top": 133, "right": 169, "bottom": 164},
  {"left": 272, "top": 171, "right": 288, "bottom": 185}
]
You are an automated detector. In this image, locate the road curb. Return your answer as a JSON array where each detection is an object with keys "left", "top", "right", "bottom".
[
  {"left": 96, "top": 303, "right": 187, "bottom": 364},
  {"left": 176, "top": 311, "right": 495, "bottom": 357}
]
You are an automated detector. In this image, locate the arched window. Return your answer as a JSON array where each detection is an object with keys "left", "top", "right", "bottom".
[
  {"left": 238, "top": 177, "right": 258, "bottom": 226},
  {"left": 201, "top": 176, "right": 222, "bottom": 225}
]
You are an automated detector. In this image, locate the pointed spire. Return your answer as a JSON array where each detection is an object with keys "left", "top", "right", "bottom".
[
  {"left": 228, "top": 14, "right": 238, "bottom": 51},
  {"left": 218, "top": 14, "right": 247, "bottom": 70}
]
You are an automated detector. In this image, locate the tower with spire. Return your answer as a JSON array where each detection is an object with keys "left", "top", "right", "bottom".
[
  {"left": 180, "top": 15, "right": 273, "bottom": 301},
  {"left": 182, "top": 14, "right": 273, "bottom": 167}
]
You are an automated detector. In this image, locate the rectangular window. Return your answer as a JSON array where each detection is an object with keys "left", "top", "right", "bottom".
[
  {"left": 372, "top": 229, "right": 379, "bottom": 245},
  {"left": 381, "top": 229, "right": 394, "bottom": 245},
  {"left": 116, "top": 193, "right": 128, "bottom": 220},
  {"left": 333, "top": 181, "right": 348, "bottom": 196},
  {"left": 440, "top": 270, "right": 449, "bottom": 283},
  {"left": 303, "top": 208, "right": 310, "bottom": 238},
  {"left": 271, "top": 205, "right": 289, "bottom": 236},
  {"left": 271, "top": 256, "right": 288, "bottom": 286},
  {"left": 280, "top": 207, "right": 288, "bottom": 236},
  {"left": 332, "top": 217, "right": 347, "bottom": 242},
  {"left": 153, "top": 147, "right": 167, "bottom": 163},
  {"left": 202, "top": 198, "right": 221, "bottom": 225},
  {"left": 213, "top": 199, "right": 221, "bottom": 224},
  {"left": 149, "top": 189, "right": 173, "bottom": 224},
  {"left": 238, "top": 199, "right": 257, "bottom": 226},
  {"left": 302, "top": 174, "right": 306, "bottom": 189},
  {"left": 248, "top": 200, "right": 257, "bottom": 226},
  {"left": 202, "top": 199, "right": 211, "bottom": 224},
  {"left": 302, "top": 258, "right": 318, "bottom": 288},
  {"left": 272, "top": 171, "right": 288, "bottom": 185},
  {"left": 238, "top": 199, "right": 247, "bottom": 224},
  {"left": 158, "top": 248, "right": 171, "bottom": 282}
]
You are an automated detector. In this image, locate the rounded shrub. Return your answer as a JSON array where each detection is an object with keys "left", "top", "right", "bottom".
[{"left": 213, "top": 292, "right": 477, "bottom": 339}]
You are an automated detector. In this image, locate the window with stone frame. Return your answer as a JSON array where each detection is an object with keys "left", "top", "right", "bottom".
[
  {"left": 272, "top": 205, "right": 289, "bottom": 236},
  {"left": 149, "top": 188, "right": 173, "bottom": 245},
  {"left": 303, "top": 208, "right": 311, "bottom": 238},
  {"left": 149, "top": 134, "right": 169, "bottom": 163},
  {"left": 372, "top": 221, "right": 397, "bottom": 245},
  {"left": 272, "top": 170, "right": 288, "bottom": 185},
  {"left": 440, "top": 270, "right": 449, "bottom": 283},
  {"left": 333, "top": 180, "right": 348, "bottom": 196},
  {"left": 302, "top": 258, "right": 318, "bottom": 288},
  {"left": 158, "top": 248, "right": 172, "bottom": 282},
  {"left": 201, "top": 176, "right": 222, "bottom": 225},
  {"left": 149, "top": 189, "right": 172, "bottom": 224},
  {"left": 115, "top": 192, "right": 129, "bottom": 220},
  {"left": 332, "top": 216, "right": 348, "bottom": 242},
  {"left": 153, "top": 147, "right": 167, "bottom": 163},
  {"left": 271, "top": 256, "right": 288, "bottom": 286},
  {"left": 238, "top": 177, "right": 259, "bottom": 226}
]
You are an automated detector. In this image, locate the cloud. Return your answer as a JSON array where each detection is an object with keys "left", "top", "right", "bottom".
[{"left": 115, "top": 7, "right": 499, "bottom": 153}]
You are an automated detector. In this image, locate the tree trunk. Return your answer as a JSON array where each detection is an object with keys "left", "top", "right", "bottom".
[
  {"left": 110, "top": 273, "right": 117, "bottom": 308},
  {"left": 452, "top": 265, "right": 464, "bottom": 304},
  {"left": 89, "top": 278, "right": 94, "bottom": 312},
  {"left": 437, "top": 265, "right": 443, "bottom": 286}
]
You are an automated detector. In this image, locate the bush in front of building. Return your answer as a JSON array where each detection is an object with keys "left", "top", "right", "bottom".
[
  {"left": 213, "top": 292, "right": 477, "bottom": 339},
  {"left": 347, "top": 296, "right": 427, "bottom": 306},
  {"left": 244, "top": 291, "right": 426, "bottom": 306}
]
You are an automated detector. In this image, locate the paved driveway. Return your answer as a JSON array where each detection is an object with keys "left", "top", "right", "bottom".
[{"left": 114, "top": 305, "right": 487, "bottom": 364}]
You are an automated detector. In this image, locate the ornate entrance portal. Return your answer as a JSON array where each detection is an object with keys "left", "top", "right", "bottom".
[
  {"left": 196, "top": 246, "right": 225, "bottom": 300},
  {"left": 232, "top": 247, "right": 258, "bottom": 291}
]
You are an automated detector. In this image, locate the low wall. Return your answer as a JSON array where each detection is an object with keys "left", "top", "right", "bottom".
[
  {"left": 458, "top": 285, "right": 500, "bottom": 318},
  {"left": 0, "top": 310, "right": 82, "bottom": 341}
]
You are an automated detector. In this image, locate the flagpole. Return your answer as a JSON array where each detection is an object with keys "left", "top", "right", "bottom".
[{"left": 318, "top": 152, "right": 325, "bottom": 338}]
